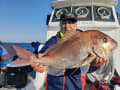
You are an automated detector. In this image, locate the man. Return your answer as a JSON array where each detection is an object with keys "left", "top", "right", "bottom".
[{"left": 32, "top": 13, "right": 107, "bottom": 90}]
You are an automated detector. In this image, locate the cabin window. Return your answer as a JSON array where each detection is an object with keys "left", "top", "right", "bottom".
[
  {"left": 52, "top": 7, "right": 71, "bottom": 22},
  {"left": 93, "top": 6, "right": 115, "bottom": 22},
  {"left": 51, "top": 6, "right": 115, "bottom": 22},
  {"left": 72, "top": 6, "right": 92, "bottom": 20}
]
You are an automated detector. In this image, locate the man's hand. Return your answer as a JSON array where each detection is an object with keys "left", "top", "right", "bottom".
[
  {"left": 31, "top": 63, "right": 45, "bottom": 73},
  {"left": 90, "top": 57, "right": 107, "bottom": 67},
  {"left": 31, "top": 53, "right": 45, "bottom": 73}
]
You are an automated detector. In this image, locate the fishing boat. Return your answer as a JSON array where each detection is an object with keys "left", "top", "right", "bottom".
[
  {"left": 46, "top": 0, "right": 120, "bottom": 89},
  {"left": 47, "top": 0, "right": 120, "bottom": 74},
  {"left": 20, "top": 0, "right": 120, "bottom": 89}
]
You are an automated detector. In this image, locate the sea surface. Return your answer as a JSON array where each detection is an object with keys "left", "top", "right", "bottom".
[{"left": 5, "top": 42, "right": 36, "bottom": 52}]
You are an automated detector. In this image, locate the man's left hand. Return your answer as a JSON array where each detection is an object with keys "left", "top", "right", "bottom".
[{"left": 90, "top": 57, "right": 107, "bottom": 67}]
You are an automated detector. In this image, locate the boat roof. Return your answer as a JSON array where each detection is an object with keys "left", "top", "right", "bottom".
[{"left": 51, "top": 0, "right": 118, "bottom": 9}]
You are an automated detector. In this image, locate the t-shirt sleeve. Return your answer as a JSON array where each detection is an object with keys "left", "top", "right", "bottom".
[{"left": 39, "top": 36, "right": 59, "bottom": 53}]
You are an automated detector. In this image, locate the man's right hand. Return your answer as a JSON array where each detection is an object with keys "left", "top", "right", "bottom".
[
  {"left": 31, "top": 53, "right": 45, "bottom": 73},
  {"left": 31, "top": 63, "right": 45, "bottom": 73}
]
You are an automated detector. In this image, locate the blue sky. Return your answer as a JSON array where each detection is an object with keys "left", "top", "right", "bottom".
[{"left": 0, "top": 0, "right": 120, "bottom": 43}]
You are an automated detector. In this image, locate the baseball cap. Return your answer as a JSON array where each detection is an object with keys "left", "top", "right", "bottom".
[{"left": 60, "top": 13, "right": 77, "bottom": 22}]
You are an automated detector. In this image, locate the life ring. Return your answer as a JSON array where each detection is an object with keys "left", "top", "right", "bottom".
[
  {"left": 75, "top": 7, "right": 89, "bottom": 18},
  {"left": 97, "top": 7, "right": 111, "bottom": 19},
  {"left": 56, "top": 8, "right": 69, "bottom": 19}
]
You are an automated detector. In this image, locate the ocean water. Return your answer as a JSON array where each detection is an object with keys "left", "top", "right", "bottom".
[{"left": 5, "top": 42, "right": 34, "bottom": 52}]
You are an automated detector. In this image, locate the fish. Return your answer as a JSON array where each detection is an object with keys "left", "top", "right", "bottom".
[{"left": 9, "top": 30, "right": 117, "bottom": 70}]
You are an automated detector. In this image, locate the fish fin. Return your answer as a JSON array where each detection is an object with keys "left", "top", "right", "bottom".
[
  {"left": 12, "top": 45, "right": 36, "bottom": 59},
  {"left": 79, "top": 51, "right": 97, "bottom": 75},
  {"left": 8, "top": 58, "right": 32, "bottom": 67},
  {"left": 80, "top": 64, "right": 90, "bottom": 75},
  {"left": 80, "top": 51, "right": 96, "bottom": 66}
]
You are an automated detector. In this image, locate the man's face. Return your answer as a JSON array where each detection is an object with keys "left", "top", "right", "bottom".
[{"left": 61, "top": 20, "right": 77, "bottom": 33}]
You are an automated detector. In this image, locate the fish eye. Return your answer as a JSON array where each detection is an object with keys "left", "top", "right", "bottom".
[{"left": 103, "top": 38, "right": 108, "bottom": 43}]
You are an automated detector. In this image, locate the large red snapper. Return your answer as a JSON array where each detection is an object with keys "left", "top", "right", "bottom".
[{"left": 10, "top": 30, "right": 117, "bottom": 70}]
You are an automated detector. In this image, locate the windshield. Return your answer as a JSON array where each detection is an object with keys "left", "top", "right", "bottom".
[{"left": 52, "top": 6, "right": 115, "bottom": 22}]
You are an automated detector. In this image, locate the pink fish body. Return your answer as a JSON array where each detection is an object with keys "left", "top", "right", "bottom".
[{"left": 10, "top": 30, "right": 117, "bottom": 70}]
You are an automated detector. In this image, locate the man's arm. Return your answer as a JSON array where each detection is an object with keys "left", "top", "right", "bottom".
[{"left": 31, "top": 36, "right": 59, "bottom": 73}]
